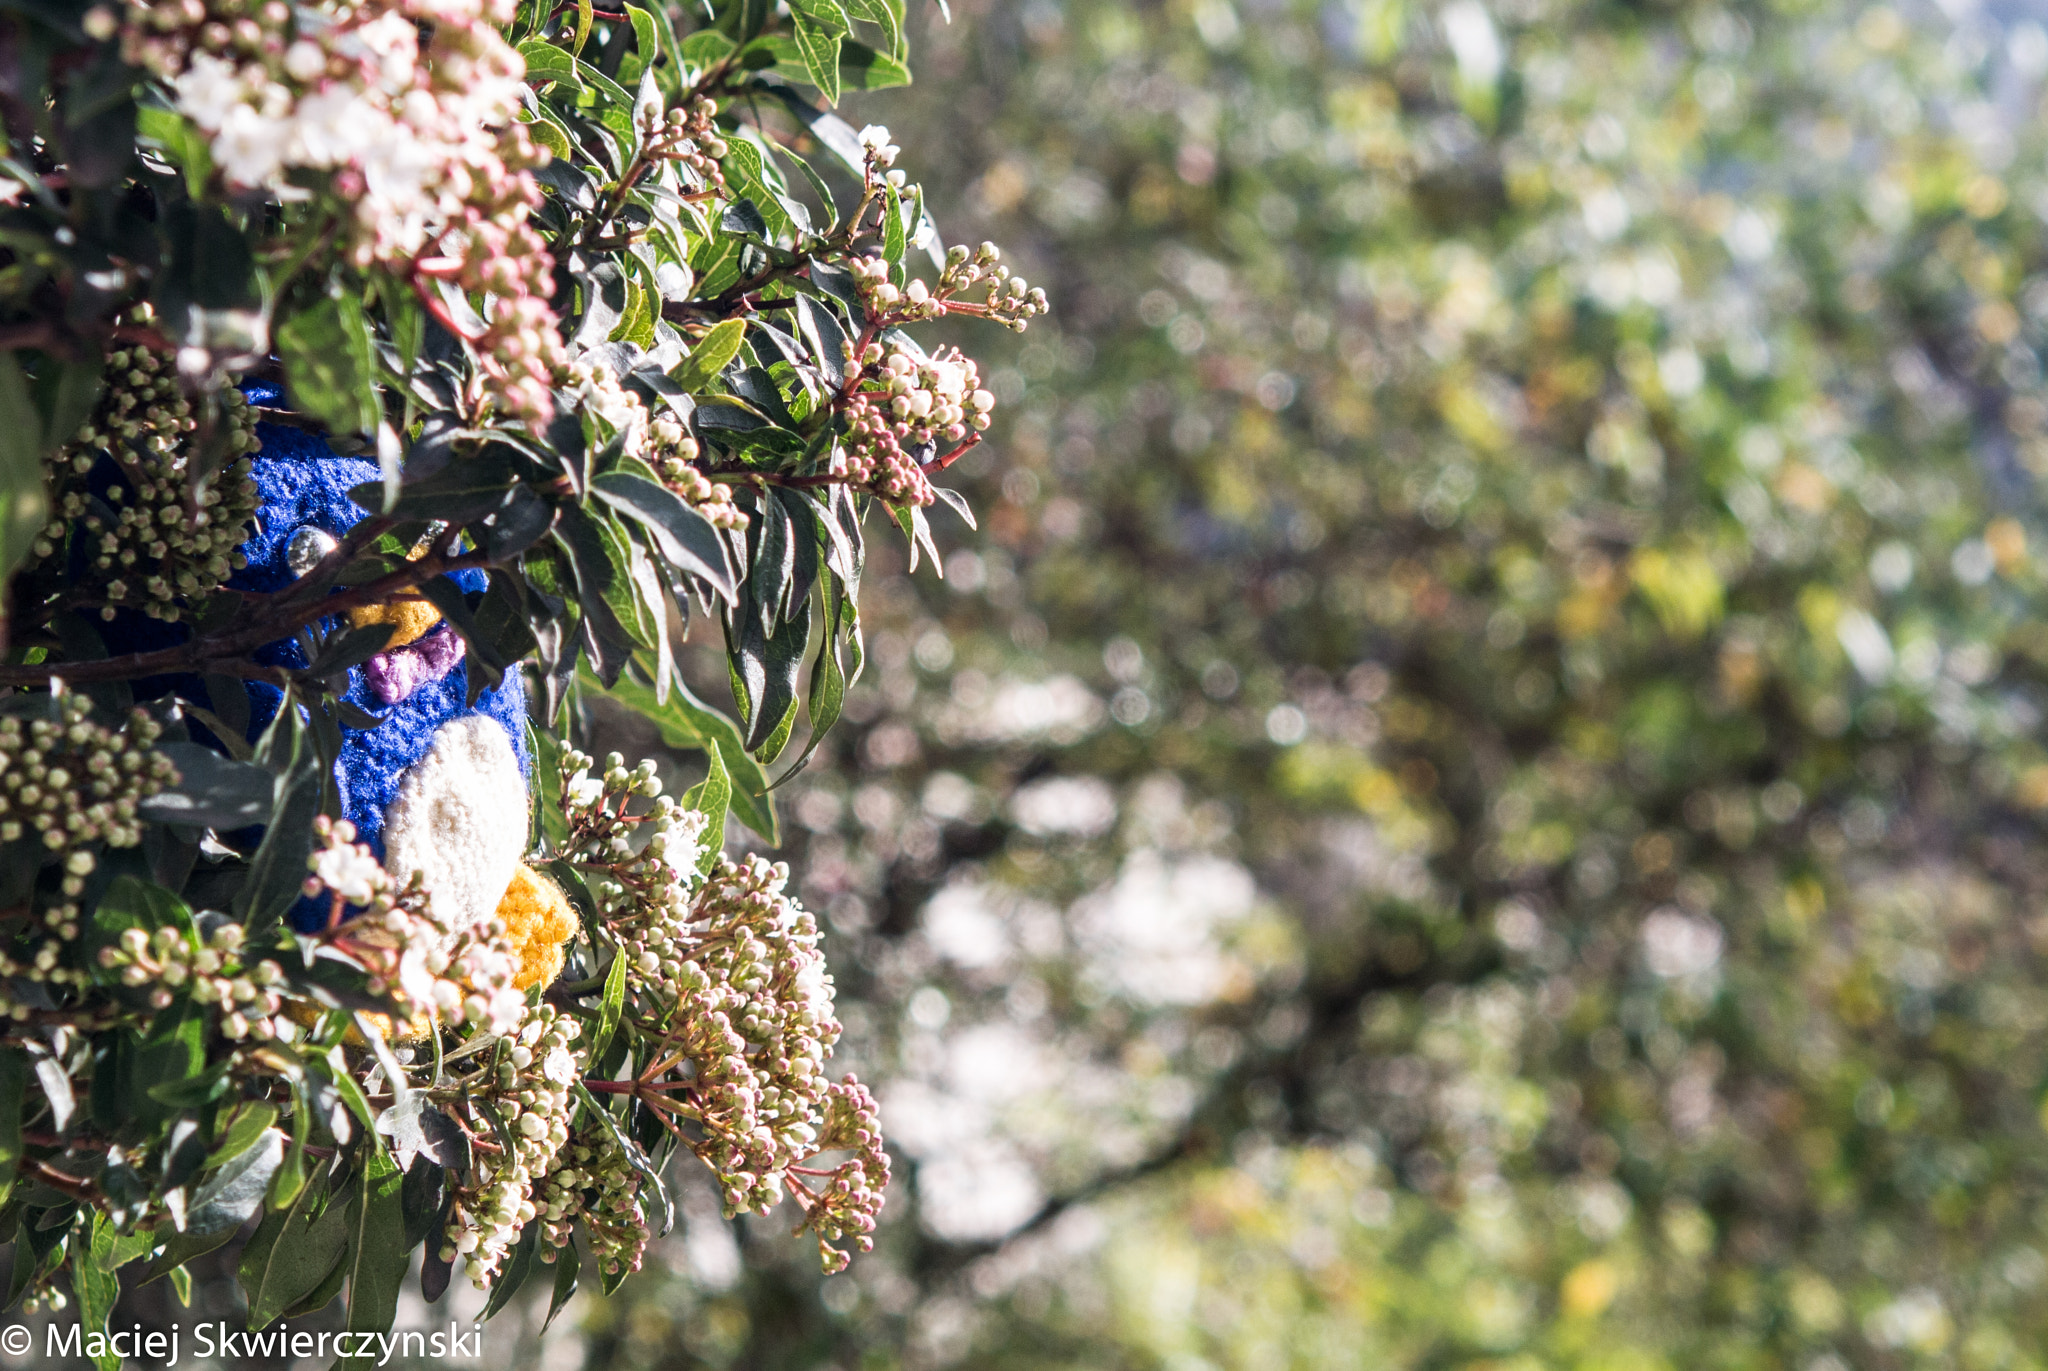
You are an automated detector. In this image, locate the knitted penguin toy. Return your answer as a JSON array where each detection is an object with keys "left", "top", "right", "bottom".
[{"left": 190, "top": 385, "right": 574, "bottom": 989}]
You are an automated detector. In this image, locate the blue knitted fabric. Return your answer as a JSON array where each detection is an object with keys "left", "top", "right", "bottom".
[{"left": 103, "top": 382, "right": 530, "bottom": 930}]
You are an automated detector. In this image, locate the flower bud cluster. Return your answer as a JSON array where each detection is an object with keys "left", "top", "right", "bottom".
[
  {"left": 803, "top": 1078, "right": 891, "bottom": 1273},
  {"left": 534, "top": 1116, "right": 649, "bottom": 1277},
  {"left": 832, "top": 388, "right": 935, "bottom": 506},
  {"left": 829, "top": 343, "right": 992, "bottom": 506},
  {"left": 33, "top": 341, "right": 261, "bottom": 623},
  {"left": 642, "top": 94, "right": 728, "bottom": 192},
  {"left": 96, "top": 919, "right": 289, "bottom": 1039},
  {"left": 850, "top": 243, "right": 1048, "bottom": 332},
  {"left": 300, "top": 817, "right": 527, "bottom": 1036},
  {"left": 548, "top": 748, "right": 887, "bottom": 1269},
  {"left": 562, "top": 361, "right": 746, "bottom": 531},
  {"left": 937, "top": 240, "right": 1051, "bottom": 330},
  {"left": 121, "top": 0, "right": 565, "bottom": 422},
  {"left": 663, "top": 855, "right": 847, "bottom": 1218},
  {"left": 559, "top": 749, "right": 709, "bottom": 963},
  {"left": 441, "top": 1006, "right": 581, "bottom": 1287},
  {"left": 0, "top": 697, "right": 176, "bottom": 972}
]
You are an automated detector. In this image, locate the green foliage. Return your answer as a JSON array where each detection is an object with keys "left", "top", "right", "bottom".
[
  {"left": 0, "top": 0, "right": 999, "bottom": 1348},
  {"left": 578, "top": 0, "right": 2048, "bottom": 1367}
]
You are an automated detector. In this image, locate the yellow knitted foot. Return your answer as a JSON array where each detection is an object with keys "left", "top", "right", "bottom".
[{"left": 496, "top": 863, "right": 577, "bottom": 992}]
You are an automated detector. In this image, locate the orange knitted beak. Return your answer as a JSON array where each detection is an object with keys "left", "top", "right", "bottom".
[{"left": 345, "top": 596, "right": 442, "bottom": 649}]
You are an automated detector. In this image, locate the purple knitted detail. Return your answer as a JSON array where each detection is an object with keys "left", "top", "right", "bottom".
[{"left": 364, "top": 628, "right": 467, "bottom": 705}]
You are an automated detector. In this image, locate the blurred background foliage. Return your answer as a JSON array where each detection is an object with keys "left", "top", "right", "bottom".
[{"left": 560, "top": 0, "right": 2048, "bottom": 1364}]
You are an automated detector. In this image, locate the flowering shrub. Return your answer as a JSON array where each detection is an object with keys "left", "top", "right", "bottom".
[{"left": 0, "top": 0, "right": 1033, "bottom": 1347}]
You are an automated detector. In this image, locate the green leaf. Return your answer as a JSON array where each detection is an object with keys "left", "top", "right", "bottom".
[
  {"left": 683, "top": 739, "right": 732, "bottom": 875},
  {"left": 793, "top": 17, "right": 844, "bottom": 105},
  {"left": 132, "top": 1223, "right": 240, "bottom": 1289},
  {"left": 840, "top": 39, "right": 912, "bottom": 90},
  {"left": 91, "top": 875, "right": 197, "bottom": 974},
  {"left": 0, "top": 1053, "right": 23, "bottom": 1207},
  {"left": 240, "top": 1171, "right": 346, "bottom": 1328},
  {"left": 133, "top": 1001, "right": 205, "bottom": 1127},
  {"left": 790, "top": 0, "right": 852, "bottom": 35},
  {"left": 720, "top": 136, "right": 799, "bottom": 242},
  {"left": 732, "top": 592, "right": 811, "bottom": 761},
  {"left": 587, "top": 949, "right": 629, "bottom": 1075},
  {"left": 186, "top": 1126, "right": 285, "bottom": 1238},
  {"left": 672, "top": 318, "right": 749, "bottom": 394},
  {"left": 278, "top": 296, "right": 382, "bottom": 438},
  {"left": 204, "top": 1103, "right": 279, "bottom": 1171},
  {"left": 883, "top": 181, "right": 907, "bottom": 274},
  {"left": 74, "top": 1215, "right": 120, "bottom": 1371},
  {"left": 591, "top": 470, "right": 737, "bottom": 600},
  {"left": 234, "top": 699, "right": 326, "bottom": 934},
  {"left": 0, "top": 351, "right": 48, "bottom": 592},
  {"left": 335, "top": 1151, "right": 405, "bottom": 1366},
  {"left": 683, "top": 28, "right": 737, "bottom": 66},
  {"left": 138, "top": 744, "right": 274, "bottom": 828},
  {"left": 32, "top": 356, "right": 103, "bottom": 465},
  {"left": 543, "top": 1235, "right": 580, "bottom": 1332},
  {"left": 517, "top": 38, "right": 584, "bottom": 89},
  {"left": 572, "top": 1085, "right": 675, "bottom": 1235},
  {"left": 582, "top": 662, "right": 779, "bottom": 842},
  {"left": 135, "top": 104, "right": 214, "bottom": 197},
  {"left": 618, "top": 4, "right": 660, "bottom": 84},
  {"left": 841, "top": 0, "right": 904, "bottom": 54},
  {"left": 775, "top": 583, "right": 849, "bottom": 784}
]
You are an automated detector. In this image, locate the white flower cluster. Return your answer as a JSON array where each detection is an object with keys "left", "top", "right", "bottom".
[
  {"left": 143, "top": 1, "right": 524, "bottom": 262},
  {"left": 300, "top": 818, "right": 526, "bottom": 1037},
  {"left": 851, "top": 239, "right": 1048, "bottom": 333},
  {"left": 873, "top": 346, "right": 994, "bottom": 441},
  {"left": 121, "top": 0, "right": 564, "bottom": 421},
  {"left": 441, "top": 1006, "right": 581, "bottom": 1287}
]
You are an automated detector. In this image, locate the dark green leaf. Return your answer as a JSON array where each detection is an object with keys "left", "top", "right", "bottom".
[
  {"left": 234, "top": 701, "right": 325, "bottom": 934},
  {"left": 185, "top": 1126, "right": 284, "bottom": 1238},
  {"left": 138, "top": 743, "right": 273, "bottom": 828},
  {"left": 0, "top": 351, "right": 48, "bottom": 588},
  {"left": 279, "top": 296, "right": 382, "bottom": 438},
  {"left": 237, "top": 1172, "right": 330, "bottom": 1322},
  {"left": 543, "top": 1235, "right": 580, "bottom": 1332},
  {"left": 592, "top": 470, "right": 737, "bottom": 600},
  {"left": 0, "top": 1053, "right": 23, "bottom": 1207},
  {"left": 335, "top": 1151, "right": 405, "bottom": 1365}
]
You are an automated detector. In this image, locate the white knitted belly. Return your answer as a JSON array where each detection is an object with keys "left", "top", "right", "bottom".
[{"left": 381, "top": 716, "right": 526, "bottom": 937}]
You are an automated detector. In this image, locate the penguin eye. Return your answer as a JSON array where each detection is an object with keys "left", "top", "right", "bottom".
[{"left": 285, "top": 525, "right": 339, "bottom": 578}]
